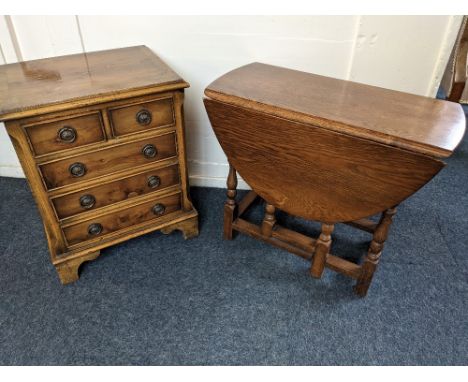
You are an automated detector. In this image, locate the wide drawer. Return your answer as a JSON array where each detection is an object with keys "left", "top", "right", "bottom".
[
  {"left": 52, "top": 164, "right": 180, "bottom": 219},
  {"left": 25, "top": 112, "right": 105, "bottom": 156},
  {"left": 109, "top": 96, "right": 175, "bottom": 137},
  {"left": 63, "top": 192, "right": 181, "bottom": 246},
  {"left": 39, "top": 132, "right": 177, "bottom": 190}
]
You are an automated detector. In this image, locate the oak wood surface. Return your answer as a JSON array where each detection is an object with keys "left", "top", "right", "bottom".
[
  {"left": 0, "top": 46, "right": 188, "bottom": 121},
  {"left": 109, "top": 95, "right": 175, "bottom": 137},
  {"left": 39, "top": 132, "right": 177, "bottom": 190},
  {"left": 205, "top": 99, "right": 444, "bottom": 222},
  {"left": 63, "top": 193, "right": 181, "bottom": 246},
  {"left": 51, "top": 164, "right": 180, "bottom": 219},
  {"left": 56, "top": 209, "right": 198, "bottom": 265},
  {"left": 24, "top": 111, "right": 105, "bottom": 156},
  {"left": 205, "top": 62, "right": 466, "bottom": 158}
]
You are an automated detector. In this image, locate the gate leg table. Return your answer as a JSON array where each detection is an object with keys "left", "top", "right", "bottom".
[{"left": 204, "top": 63, "right": 466, "bottom": 296}]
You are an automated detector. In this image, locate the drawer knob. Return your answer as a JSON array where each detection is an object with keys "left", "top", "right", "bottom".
[
  {"left": 152, "top": 203, "right": 166, "bottom": 216},
  {"left": 58, "top": 126, "right": 77, "bottom": 143},
  {"left": 147, "top": 175, "right": 161, "bottom": 189},
  {"left": 136, "top": 109, "right": 152, "bottom": 126},
  {"left": 142, "top": 144, "right": 157, "bottom": 159},
  {"left": 69, "top": 162, "right": 87, "bottom": 177},
  {"left": 88, "top": 223, "right": 103, "bottom": 236},
  {"left": 79, "top": 194, "right": 96, "bottom": 209}
]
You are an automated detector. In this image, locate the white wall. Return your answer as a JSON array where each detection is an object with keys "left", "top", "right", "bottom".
[{"left": 0, "top": 15, "right": 462, "bottom": 187}]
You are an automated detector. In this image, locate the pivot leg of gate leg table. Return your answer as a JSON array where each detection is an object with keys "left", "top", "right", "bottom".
[
  {"left": 261, "top": 203, "right": 276, "bottom": 237},
  {"left": 355, "top": 207, "right": 397, "bottom": 297},
  {"left": 310, "top": 223, "right": 335, "bottom": 278},
  {"left": 224, "top": 163, "right": 238, "bottom": 240}
]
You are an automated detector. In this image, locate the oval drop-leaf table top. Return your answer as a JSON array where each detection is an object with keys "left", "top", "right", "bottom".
[
  {"left": 205, "top": 63, "right": 466, "bottom": 158},
  {"left": 204, "top": 63, "right": 466, "bottom": 222}
]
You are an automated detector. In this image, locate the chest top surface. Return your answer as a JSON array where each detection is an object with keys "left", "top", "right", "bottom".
[
  {"left": 0, "top": 45, "right": 187, "bottom": 121},
  {"left": 205, "top": 62, "right": 466, "bottom": 158}
]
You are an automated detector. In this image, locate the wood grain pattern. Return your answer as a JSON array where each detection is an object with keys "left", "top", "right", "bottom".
[
  {"left": 24, "top": 111, "right": 105, "bottom": 156},
  {"left": 109, "top": 96, "right": 175, "bottom": 137},
  {"left": 40, "top": 132, "right": 177, "bottom": 190},
  {"left": 204, "top": 99, "right": 444, "bottom": 223},
  {"left": 51, "top": 164, "right": 180, "bottom": 219},
  {"left": 205, "top": 63, "right": 466, "bottom": 158},
  {"left": 0, "top": 46, "right": 188, "bottom": 121},
  {"left": 63, "top": 193, "right": 181, "bottom": 246}
]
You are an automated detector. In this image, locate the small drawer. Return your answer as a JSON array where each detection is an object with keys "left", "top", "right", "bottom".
[
  {"left": 109, "top": 97, "right": 175, "bottom": 137},
  {"left": 24, "top": 112, "right": 105, "bottom": 156},
  {"left": 40, "top": 132, "right": 177, "bottom": 190},
  {"left": 52, "top": 164, "right": 180, "bottom": 219},
  {"left": 63, "top": 192, "right": 181, "bottom": 246}
]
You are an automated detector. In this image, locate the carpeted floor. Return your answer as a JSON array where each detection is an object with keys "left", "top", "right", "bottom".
[{"left": 1, "top": 110, "right": 467, "bottom": 366}]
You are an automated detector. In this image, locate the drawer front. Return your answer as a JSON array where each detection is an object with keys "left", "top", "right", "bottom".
[
  {"left": 110, "top": 97, "right": 175, "bottom": 137},
  {"left": 52, "top": 164, "right": 180, "bottom": 219},
  {"left": 40, "top": 132, "right": 177, "bottom": 190},
  {"left": 63, "top": 193, "right": 181, "bottom": 246},
  {"left": 25, "top": 112, "right": 105, "bottom": 156}
]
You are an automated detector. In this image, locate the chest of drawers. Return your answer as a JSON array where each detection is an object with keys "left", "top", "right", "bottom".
[{"left": 0, "top": 46, "right": 198, "bottom": 284}]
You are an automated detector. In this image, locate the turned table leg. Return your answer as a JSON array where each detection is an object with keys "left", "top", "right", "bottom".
[
  {"left": 310, "top": 223, "right": 334, "bottom": 278},
  {"left": 261, "top": 203, "right": 276, "bottom": 237},
  {"left": 355, "top": 207, "right": 397, "bottom": 296},
  {"left": 224, "top": 163, "right": 238, "bottom": 240}
]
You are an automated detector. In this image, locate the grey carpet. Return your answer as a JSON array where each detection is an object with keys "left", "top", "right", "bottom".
[{"left": 0, "top": 107, "right": 467, "bottom": 366}]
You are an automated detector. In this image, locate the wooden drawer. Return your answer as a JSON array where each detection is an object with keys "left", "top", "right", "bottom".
[
  {"left": 24, "top": 112, "right": 105, "bottom": 156},
  {"left": 40, "top": 132, "right": 177, "bottom": 190},
  {"left": 109, "top": 96, "right": 175, "bottom": 137},
  {"left": 63, "top": 192, "right": 181, "bottom": 246},
  {"left": 52, "top": 164, "right": 180, "bottom": 219}
]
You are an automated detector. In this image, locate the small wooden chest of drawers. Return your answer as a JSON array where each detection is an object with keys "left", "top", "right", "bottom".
[{"left": 0, "top": 46, "right": 198, "bottom": 284}]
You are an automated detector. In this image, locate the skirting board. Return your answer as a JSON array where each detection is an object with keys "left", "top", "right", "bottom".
[
  {"left": 0, "top": 165, "right": 25, "bottom": 178},
  {"left": 189, "top": 175, "right": 250, "bottom": 190}
]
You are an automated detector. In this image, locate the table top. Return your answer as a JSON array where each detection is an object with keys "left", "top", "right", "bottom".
[
  {"left": 205, "top": 63, "right": 466, "bottom": 158},
  {"left": 0, "top": 46, "right": 188, "bottom": 121}
]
